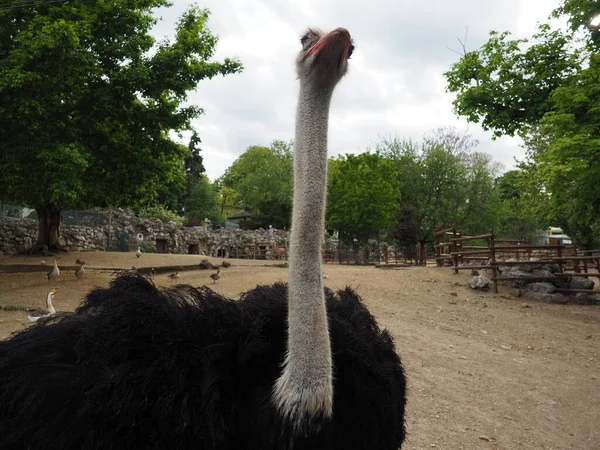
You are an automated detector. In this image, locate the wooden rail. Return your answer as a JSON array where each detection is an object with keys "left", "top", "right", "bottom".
[{"left": 434, "top": 228, "right": 600, "bottom": 295}]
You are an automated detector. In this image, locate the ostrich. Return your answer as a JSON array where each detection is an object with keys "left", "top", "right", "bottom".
[{"left": 0, "top": 28, "right": 406, "bottom": 449}]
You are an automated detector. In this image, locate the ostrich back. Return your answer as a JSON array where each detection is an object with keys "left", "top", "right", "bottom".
[{"left": 0, "top": 274, "right": 406, "bottom": 450}]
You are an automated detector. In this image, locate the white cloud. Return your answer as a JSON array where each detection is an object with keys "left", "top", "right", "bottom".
[{"left": 153, "top": 0, "right": 562, "bottom": 180}]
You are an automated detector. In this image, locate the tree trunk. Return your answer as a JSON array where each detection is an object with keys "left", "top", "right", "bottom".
[
  {"left": 35, "top": 204, "right": 63, "bottom": 251},
  {"left": 419, "top": 241, "right": 427, "bottom": 266}
]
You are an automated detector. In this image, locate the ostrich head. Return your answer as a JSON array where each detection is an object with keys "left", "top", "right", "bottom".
[{"left": 296, "top": 28, "right": 354, "bottom": 89}]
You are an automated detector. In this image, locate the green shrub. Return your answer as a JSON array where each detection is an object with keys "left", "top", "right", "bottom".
[
  {"left": 138, "top": 205, "right": 183, "bottom": 227},
  {"left": 139, "top": 241, "right": 157, "bottom": 253}
]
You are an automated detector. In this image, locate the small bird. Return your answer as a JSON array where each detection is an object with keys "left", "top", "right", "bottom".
[
  {"left": 136, "top": 247, "right": 142, "bottom": 258},
  {"left": 168, "top": 272, "right": 180, "bottom": 282},
  {"left": 210, "top": 268, "right": 221, "bottom": 285},
  {"left": 27, "top": 289, "right": 57, "bottom": 323},
  {"left": 150, "top": 268, "right": 156, "bottom": 279},
  {"left": 75, "top": 261, "right": 86, "bottom": 280},
  {"left": 45, "top": 257, "right": 61, "bottom": 281}
]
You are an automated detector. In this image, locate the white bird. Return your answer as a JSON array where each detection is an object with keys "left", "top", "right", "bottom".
[
  {"left": 45, "top": 257, "right": 60, "bottom": 281},
  {"left": 27, "top": 290, "right": 57, "bottom": 323},
  {"left": 136, "top": 247, "right": 142, "bottom": 258}
]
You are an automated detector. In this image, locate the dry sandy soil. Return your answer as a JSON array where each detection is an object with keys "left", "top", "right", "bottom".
[{"left": 1, "top": 251, "right": 598, "bottom": 449}]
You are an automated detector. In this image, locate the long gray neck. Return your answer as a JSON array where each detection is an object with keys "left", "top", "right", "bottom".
[{"left": 273, "top": 82, "right": 335, "bottom": 427}]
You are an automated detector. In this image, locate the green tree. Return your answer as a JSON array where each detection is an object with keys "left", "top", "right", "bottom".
[
  {"left": 219, "top": 140, "right": 293, "bottom": 228},
  {"left": 388, "top": 206, "right": 419, "bottom": 261},
  {"left": 183, "top": 175, "right": 220, "bottom": 224},
  {"left": 493, "top": 169, "right": 545, "bottom": 240},
  {"left": 0, "top": 1, "right": 242, "bottom": 250},
  {"left": 443, "top": 0, "right": 600, "bottom": 248},
  {"left": 444, "top": 25, "right": 584, "bottom": 138},
  {"left": 378, "top": 128, "right": 500, "bottom": 262},
  {"left": 326, "top": 152, "right": 399, "bottom": 245},
  {"left": 459, "top": 151, "right": 502, "bottom": 235},
  {"left": 554, "top": 0, "right": 600, "bottom": 49},
  {"left": 217, "top": 186, "right": 239, "bottom": 219},
  {"left": 157, "top": 131, "right": 208, "bottom": 213}
]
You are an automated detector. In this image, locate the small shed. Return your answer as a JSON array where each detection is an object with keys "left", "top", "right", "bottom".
[{"left": 226, "top": 210, "right": 252, "bottom": 225}]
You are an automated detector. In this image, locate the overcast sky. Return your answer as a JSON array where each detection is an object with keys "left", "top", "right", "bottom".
[{"left": 152, "top": 0, "right": 561, "bottom": 180}]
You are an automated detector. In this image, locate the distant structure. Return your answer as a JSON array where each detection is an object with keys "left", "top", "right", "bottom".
[
  {"left": 536, "top": 227, "right": 572, "bottom": 246},
  {"left": 226, "top": 211, "right": 252, "bottom": 228}
]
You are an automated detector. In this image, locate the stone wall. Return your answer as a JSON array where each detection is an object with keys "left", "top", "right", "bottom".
[
  {"left": 0, "top": 217, "right": 108, "bottom": 255},
  {"left": 107, "top": 209, "right": 290, "bottom": 258},
  {"left": 0, "top": 218, "right": 38, "bottom": 256},
  {"left": 0, "top": 209, "right": 291, "bottom": 258}
]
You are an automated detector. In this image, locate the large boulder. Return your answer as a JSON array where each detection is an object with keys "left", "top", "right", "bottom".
[
  {"left": 570, "top": 277, "right": 595, "bottom": 290},
  {"left": 499, "top": 265, "right": 533, "bottom": 274},
  {"left": 531, "top": 269, "right": 554, "bottom": 279},
  {"left": 572, "top": 292, "right": 600, "bottom": 305},
  {"left": 545, "top": 293, "right": 569, "bottom": 304},
  {"left": 526, "top": 291, "right": 568, "bottom": 304},
  {"left": 469, "top": 275, "right": 491, "bottom": 290},
  {"left": 499, "top": 268, "right": 535, "bottom": 287},
  {"left": 526, "top": 282, "right": 556, "bottom": 294}
]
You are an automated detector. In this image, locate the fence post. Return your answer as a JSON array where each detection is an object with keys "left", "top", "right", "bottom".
[
  {"left": 557, "top": 244, "right": 564, "bottom": 274},
  {"left": 452, "top": 225, "right": 459, "bottom": 274},
  {"left": 434, "top": 227, "right": 440, "bottom": 266},
  {"left": 489, "top": 230, "right": 498, "bottom": 293}
]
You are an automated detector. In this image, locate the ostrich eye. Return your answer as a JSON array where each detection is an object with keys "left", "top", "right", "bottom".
[
  {"left": 347, "top": 44, "right": 354, "bottom": 58},
  {"left": 300, "top": 30, "right": 319, "bottom": 51}
]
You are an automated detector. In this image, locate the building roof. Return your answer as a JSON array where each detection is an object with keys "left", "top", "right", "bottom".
[{"left": 227, "top": 211, "right": 252, "bottom": 220}]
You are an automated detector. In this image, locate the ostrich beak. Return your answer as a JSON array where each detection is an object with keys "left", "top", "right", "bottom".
[{"left": 306, "top": 27, "right": 352, "bottom": 57}]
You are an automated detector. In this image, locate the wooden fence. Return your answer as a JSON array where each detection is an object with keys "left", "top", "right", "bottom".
[{"left": 434, "top": 227, "right": 600, "bottom": 294}]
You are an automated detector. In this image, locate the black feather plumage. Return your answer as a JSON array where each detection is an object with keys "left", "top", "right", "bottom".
[{"left": 0, "top": 274, "right": 406, "bottom": 449}]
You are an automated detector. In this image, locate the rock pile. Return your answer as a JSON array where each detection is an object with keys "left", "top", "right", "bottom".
[{"left": 480, "top": 260, "right": 600, "bottom": 305}]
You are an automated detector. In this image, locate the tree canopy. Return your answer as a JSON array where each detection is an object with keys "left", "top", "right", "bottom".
[
  {"left": 183, "top": 174, "right": 220, "bottom": 225},
  {"left": 219, "top": 140, "right": 293, "bottom": 228},
  {"left": 378, "top": 128, "right": 500, "bottom": 246},
  {"left": 326, "top": 151, "right": 400, "bottom": 244},
  {"left": 0, "top": 1, "right": 242, "bottom": 248},
  {"left": 493, "top": 169, "right": 546, "bottom": 240},
  {"left": 443, "top": 0, "right": 600, "bottom": 248}
]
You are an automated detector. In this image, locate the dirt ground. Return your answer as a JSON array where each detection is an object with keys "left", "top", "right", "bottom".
[{"left": 0, "top": 251, "right": 598, "bottom": 449}]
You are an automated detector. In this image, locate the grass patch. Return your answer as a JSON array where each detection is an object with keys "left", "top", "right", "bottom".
[{"left": 0, "top": 305, "right": 31, "bottom": 312}]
